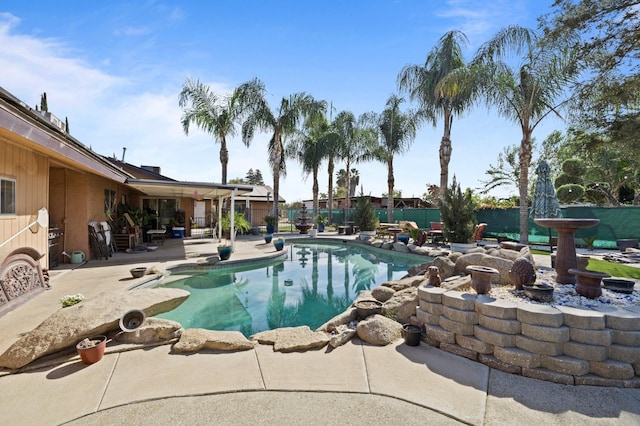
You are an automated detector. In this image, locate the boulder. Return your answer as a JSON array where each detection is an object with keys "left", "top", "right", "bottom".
[
  {"left": 454, "top": 252, "right": 514, "bottom": 285},
  {"left": 383, "top": 287, "right": 418, "bottom": 324},
  {"left": 328, "top": 324, "right": 357, "bottom": 348},
  {"left": 0, "top": 288, "right": 190, "bottom": 369},
  {"left": 392, "top": 242, "right": 410, "bottom": 253},
  {"left": 251, "top": 326, "right": 330, "bottom": 352},
  {"left": 407, "top": 262, "right": 431, "bottom": 277},
  {"left": 172, "top": 328, "right": 254, "bottom": 352},
  {"left": 440, "top": 275, "right": 472, "bottom": 291},
  {"left": 431, "top": 256, "right": 456, "bottom": 279},
  {"left": 356, "top": 314, "right": 402, "bottom": 345},
  {"left": 382, "top": 276, "right": 424, "bottom": 292},
  {"left": 371, "top": 285, "right": 395, "bottom": 302},
  {"left": 317, "top": 308, "right": 358, "bottom": 332},
  {"left": 114, "top": 318, "right": 183, "bottom": 344}
]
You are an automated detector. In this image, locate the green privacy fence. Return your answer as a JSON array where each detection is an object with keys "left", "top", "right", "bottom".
[{"left": 286, "top": 206, "right": 640, "bottom": 249}]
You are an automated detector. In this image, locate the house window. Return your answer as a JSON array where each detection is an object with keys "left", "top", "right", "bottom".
[
  {"left": 0, "top": 177, "right": 16, "bottom": 215},
  {"left": 104, "top": 189, "right": 117, "bottom": 216}
]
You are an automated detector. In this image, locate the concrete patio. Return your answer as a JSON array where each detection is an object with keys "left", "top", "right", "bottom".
[{"left": 0, "top": 233, "right": 639, "bottom": 425}]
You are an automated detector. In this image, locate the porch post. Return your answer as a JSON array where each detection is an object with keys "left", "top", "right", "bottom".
[{"left": 230, "top": 189, "right": 236, "bottom": 249}]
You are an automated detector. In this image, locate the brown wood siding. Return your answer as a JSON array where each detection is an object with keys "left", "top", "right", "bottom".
[{"left": 0, "top": 141, "right": 49, "bottom": 267}]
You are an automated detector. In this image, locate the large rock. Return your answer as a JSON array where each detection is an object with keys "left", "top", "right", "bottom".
[
  {"left": 114, "top": 318, "right": 183, "bottom": 344},
  {"left": 316, "top": 307, "right": 358, "bottom": 332},
  {"left": 383, "top": 287, "right": 418, "bottom": 324},
  {"left": 0, "top": 288, "right": 190, "bottom": 369},
  {"left": 251, "top": 326, "right": 330, "bottom": 352},
  {"left": 431, "top": 256, "right": 456, "bottom": 279},
  {"left": 454, "top": 252, "right": 514, "bottom": 285},
  {"left": 371, "top": 285, "right": 395, "bottom": 302},
  {"left": 356, "top": 314, "right": 402, "bottom": 345},
  {"left": 172, "top": 329, "right": 254, "bottom": 352},
  {"left": 382, "top": 276, "right": 424, "bottom": 292}
]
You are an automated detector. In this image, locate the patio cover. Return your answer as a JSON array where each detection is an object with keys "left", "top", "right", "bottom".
[{"left": 125, "top": 179, "right": 253, "bottom": 200}]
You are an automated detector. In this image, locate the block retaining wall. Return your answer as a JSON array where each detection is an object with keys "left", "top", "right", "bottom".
[{"left": 416, "top": 286, "right": 640, "bottom": 387}]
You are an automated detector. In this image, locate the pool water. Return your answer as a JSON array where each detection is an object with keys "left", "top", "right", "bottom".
[{"left": 155, "top": 242, "right": 425, "bottom": 337}]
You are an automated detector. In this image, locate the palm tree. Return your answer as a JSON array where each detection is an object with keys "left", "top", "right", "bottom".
[
  {"left": 178, "top": 77, "right": 257, "bottom": 184},
  {"left": 332, "top": 111, "right": 377, "bottom": 214},
  {"left": 397, "top": 30, "right": 475, "bottom": 198},
  {"left": 336, "top": 168, "right": 360, "bottom": 197},
  {"left": 470, "top": 25, "right": 576, "bottom": 243},
  {"left": 367, "top": 95, "right": 419, "bottom": 223},
  {"left": 240, "top": 79, "right": 326, "bottom": 230},
  {"left": 287, "top": 114, "right": 330, "bottom": 219}
]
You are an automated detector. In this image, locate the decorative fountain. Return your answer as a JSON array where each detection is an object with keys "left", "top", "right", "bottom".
[{"left": 294, "top": 205, "right": 313, "bottom": 234}]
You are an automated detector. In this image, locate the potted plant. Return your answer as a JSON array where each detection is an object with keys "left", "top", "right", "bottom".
[
  {"left": 352, "top": 188, "right": 379, "bottom": 240},
  {"left": 264, "top": 234, "right": 273, "bottom": 243},
  {"left": 273, "top": 237, "right": 285, "bottom": 251},
  {"left": 314, "top": 214, "right": 328, "bottom": 233},
  {"left": 440, "top": 177, "right": 477, "bottom": 253},
  {"left": 76, "top": 335, "right": 108, "bottom": 365},
  {"left": 264, "top": 215, "right": 277, "bottom": 234},
  {"left": 221, "top": 211, "right": 252, "bottom": 239}
]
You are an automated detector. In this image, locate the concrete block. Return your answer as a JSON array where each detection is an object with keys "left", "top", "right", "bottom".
[
  {"left": 415, "top": 308, "right": 440, "bottom": 326},
  {"left": 423, "top": 335, "right": 441, "bottom": 347},
  {"left": 425, "top": 324, "right": 455, "bottom": 344},
  {"left": 563, "top": 341, "right": 608, "bottom": 361},
  {"left": 569, "top": 327, "right": 612, "bottom": 346},
  {"left": 478, "top": 353, "right": 522, "bottom": 374},
  {"left": 475, "top": 295, "right": 517, "bottom": 319},
  {"left": 521, "top": 323, "right": 570, "bottom": 343},
  {"left": 556, "top": 305, "right": 606, "bottom": 330},
  {"left": 455, "top": 334, "right": 494, "bottom": 354},
  {"left": 516, "top": 302, "right": 563, "bottom": 327},
  {"left": 516, "top": 335, "right": 563, "bottom": 356},
  {"left": 474, "top": 325, "right": 516, "bottom": 347},
  {"left": 478, "top": 314, "right": 521, "bottom": 334},
  {"left": 442, "top": 305, "right": 478, "bottom": 324},
  {"left": 522, "top": 367, "right": 574, "bottom": 385},
  {"left": 441, "top": 291, "right": 477, "bottom": 311},
  {"left": 624, "top": 377, "right": 640, "bottom": 388},
  {"left": 417, "top": 286, "right": 447, "bottom": 304},
  {"left": 439, "top": 315, "right": 474, "bottom": 336},
  {"left": 589, "top": 359, "right": 635, "bottom": 380},
  {"left": 609, "top": 344, "right": 640, "bottom": 364},
  {"left": 575, "top": 374, "right": 624, "bottom": 387},
  {"left": 440, "top": 342, "right": 478, "bottom": 361},
  {"left": 418, "top": 300, "right": 443, "bottom": 315},
  {"left": 494, "top": 346, "right": 541, "bottom": 369},
  {"left": 594, "top": 306, "right": 640, "bottom": 331},
  {"left": 541, "top": 355, "right": 589, "bottom": 376},
  {"left": 611, "top": 329, "right": 640, "bottom": 346}
]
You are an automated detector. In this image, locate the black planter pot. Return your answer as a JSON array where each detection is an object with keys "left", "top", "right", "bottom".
[{"left": 402, "top": 324, "right": 422, "bottom": 346}]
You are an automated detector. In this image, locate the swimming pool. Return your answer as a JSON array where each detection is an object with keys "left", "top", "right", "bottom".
[{"left": 155, "top": 242, "right": 426, "bottom": 337}]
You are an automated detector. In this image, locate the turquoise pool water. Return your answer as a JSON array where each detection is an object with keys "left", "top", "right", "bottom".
[{"left": 155, "top": 242, "right": 426, "bottom": 337}]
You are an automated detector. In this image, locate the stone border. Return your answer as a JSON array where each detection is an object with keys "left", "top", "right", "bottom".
[{"left": 416, "top": 286, "right": 640, "bottom": 387}]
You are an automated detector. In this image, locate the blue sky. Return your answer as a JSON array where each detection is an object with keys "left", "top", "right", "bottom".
[{"left": 0, "top": 1, "right": 563, "bottom": 202}]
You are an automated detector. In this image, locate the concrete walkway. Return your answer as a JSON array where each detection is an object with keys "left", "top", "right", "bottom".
[{"left": 0, "top": 234, "right": 639, "bottom": 425}]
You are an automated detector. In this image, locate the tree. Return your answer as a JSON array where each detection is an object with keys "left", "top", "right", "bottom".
[
  {"left": 398, "top": 30, "right": 475, "bottom": 198},
  {"left": 479, "top": 144, "right": 522, "bottom": 195},
  {"left": 240, "top": 78, "right": 326, "bottom": 230},
  {"left": 366, "top": 95, "right": 419, "bottom": 223},
  {"left": 540, "top": 0, "right": 640, "bottom": 143},
  {"left": 332, "top": 111, "right": 377, "bottom": 213},
  {"left": 179, "top": 77, "right": 260, "bottom": 184},
  {"left": 287, "top": 113, "right": 330, "bottom": 219},
  {"left": 470, "top": 25, "right": 577, "bottom": 243},
  {"left": 245, "top": 168, "right": 265, "bottom": 185},
  {"left": 40, "top": 92, "right": 48, "bottom": 112},
  {"left": 336, "top": 168, "right": 359, "bottom": 197}
]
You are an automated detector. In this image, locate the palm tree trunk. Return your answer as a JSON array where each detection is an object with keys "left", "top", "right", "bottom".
[
  {"left": 312, "top": 167, "right": 319, "bottom": 220},
  {"left": 387, "top": 155, "right": 394, "bottom": 223},
  {"left": 345, "top": 157, "right": 351, "bottom": 212},
  {"left": 220, "top": 135, "right": 229, "bottom": 184},
  {"left": 438, "top": 111, "right": 453, "bottom": 198},
  {"left": 519, "top": 131, "right": 533, "bottom": 244},
  {"left": 328, "top": 158, "right": 334, "bottom": 224}
]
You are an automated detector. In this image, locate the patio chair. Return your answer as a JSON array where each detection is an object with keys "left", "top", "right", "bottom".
[{"left": 426, "top": 222, "right": 444, "bottom": 245}]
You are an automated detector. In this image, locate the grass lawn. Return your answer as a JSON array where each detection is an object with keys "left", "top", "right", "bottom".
[{"left": 531, "top": 249, "right": 640, "bottom": 279}]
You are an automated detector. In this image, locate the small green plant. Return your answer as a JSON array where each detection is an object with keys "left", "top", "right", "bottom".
[
  {"left": 221, "top": 211, "right": 252, "bottom": 233},
  {"left": 60, "top": 293, "right": 84, "bottom": 308},
  {"left": 352, "top": 187, "right": 379, "bottom": 231},
  {"left": 440, "top": 176, "right": 477, "bottom": 243},
  {"left": 582, "top": 235, "right": 597, "bottom": 251},
  {"left": 314, "top": 214, "right": 328, "bottom": 225},
  {"left": 264, "top": 215, "right": 277, "bottom": 227}
]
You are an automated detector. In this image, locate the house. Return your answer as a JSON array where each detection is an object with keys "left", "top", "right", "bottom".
[
  {"left": 0, "top": 86, "right": 250, "bottom": 310},
  {"left": 232, "top": 185, "right": 286, "bottom": 227}
]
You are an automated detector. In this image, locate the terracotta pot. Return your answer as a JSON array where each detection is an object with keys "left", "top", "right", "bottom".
[
  {"left": 354, "top": 300, "right": 382, "bottom": 319},
  {"left": 568, "top": 268, "right": 610, "bottom": 299},
  {"left": 466, "top": 265, "right": 499, "bottom": 294},
  {"left": 76, "top": 335, "right": 107, "bottom": 365}
]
